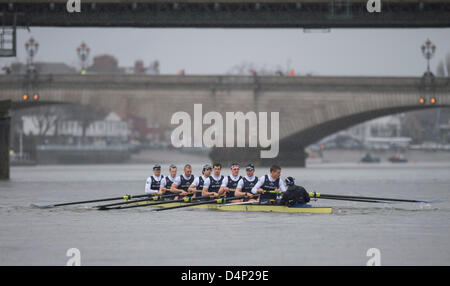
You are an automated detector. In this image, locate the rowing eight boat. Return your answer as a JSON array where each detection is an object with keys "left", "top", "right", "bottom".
[{"left": 132, "top": 200, "right": 332, "bottom": 214}]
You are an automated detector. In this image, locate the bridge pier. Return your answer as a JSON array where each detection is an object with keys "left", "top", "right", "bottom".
[
  {"left": 209, "top": 146, "right": 307, "bottom": 168},
  {"left": 0, "top": 100, "right": 11, "bottom": 180}
]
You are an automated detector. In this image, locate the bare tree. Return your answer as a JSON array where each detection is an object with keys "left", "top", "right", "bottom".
[
  {"left": 52, "top": 105, "right": 73, "bottom": 137},
  {"left": 26, "top": 105, "right": 62, "bottom": 143},
  {"left": 64, "top": 105, "right": 108, "bottom": 144}
]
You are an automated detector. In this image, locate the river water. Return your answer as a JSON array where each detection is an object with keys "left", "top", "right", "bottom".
[{"left": 0, "top": 162, "right": 449, "bottom": 265}]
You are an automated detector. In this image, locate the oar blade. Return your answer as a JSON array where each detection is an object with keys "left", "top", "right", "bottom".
[
  {"left": 30, "top": 203, "right": 55, "bottom": 209},
  {"left": 420, "top": 199, "right": 442, "bottom": 204}
]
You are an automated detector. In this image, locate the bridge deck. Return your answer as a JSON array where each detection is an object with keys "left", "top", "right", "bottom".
[{"left": 0, "top": 0, "right": 449, "bottom": 28}]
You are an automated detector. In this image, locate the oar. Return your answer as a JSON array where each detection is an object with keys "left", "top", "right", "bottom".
[
  {"left": 220, "top": 201, "right": 260, "bottom": 206},
  {"left": 94, "top": 194, "right": 177, "bottom": 209},
  {"left": 98, "top": 195, "right": 213, "bottom": 210},
  {"left": 309, "top": 192, "right": 440, "bottom": 204},
  {"left": 249, "top": 190, "right": 387, "bottom": 204},
  {"left": 154, "top": 196, "right": 245, "bottom": 212},
  {"left": 310, "top": 196, "right": 393, "bottom": 204},
  {"left": 30, "top": 193, "right": 155, "bottom": 209}
]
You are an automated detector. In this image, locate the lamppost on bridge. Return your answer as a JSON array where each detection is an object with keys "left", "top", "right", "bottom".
[
  {"left": 419, "top": 38, "right": 439, "bottom": 140},
  {"left": 76, "top": 42, "right": 90, "bottom": 75},
  {"left": 419, "top": 39, "right": 437, "bottom": 99},
  {"left": 421, "top": 38, "right": 436, "bottom": 76},
  {"left": 421, "top": 39, "right": 443, "bottom": 142},
  {"left": 24, "top": 36, "right": 39, "bottom": 76}
]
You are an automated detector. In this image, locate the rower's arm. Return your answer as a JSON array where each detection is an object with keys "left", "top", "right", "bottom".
[
  {"left": 234, "top": 188, "right": 246, "bottom": 197},
  {"left": 202, "top": 187, "right": 216, "bottom": 197},
  {"left": 145, "top": 177, "right": 151, "bottom": 194},
  {"left": 251, "top": 177, "right": 265, "bottom": 194},
  {"left": 218, "top": 177, "right": 229, "bottom": 195},
  {"left": 170, "top": 183, "right": 185, "bottom": 194},
  {"left": 234, "top": 179, "right": 246, "bottom": 197},
  {"left": 159, "top": 186, "right": 167, "bottom": 194},
  {"left": 202, "top": 179, "right": 217, "bottom": 197},
  {"left": 145, "top": 177, "right": 158, "bottom": 194},
  {"left": 188, "top": 183, "right": 197, "bottom": 194},
  {"left": 158, "top": 179, "right": 167, "bottom": 194},
  {"left": 201, "top": 187, "right": 210, "bottom": 197}
]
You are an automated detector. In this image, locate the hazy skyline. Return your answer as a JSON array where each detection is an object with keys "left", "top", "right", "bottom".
[{"left": 1, "top": 27, "right": 449, "bottom": 76}]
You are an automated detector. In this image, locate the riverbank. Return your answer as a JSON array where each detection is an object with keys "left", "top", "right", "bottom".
[
  {"left": 10, "top": 148, "right": 450, "bottom": 166},
  {"left": 128, "top": 148, "right": 450, "bottom": 165},
  {"left": 312, "top": 149, "right": 450, "bottom": 164},
  {"left": 129, "top": 148, "right": 210, "bottom": 164}
]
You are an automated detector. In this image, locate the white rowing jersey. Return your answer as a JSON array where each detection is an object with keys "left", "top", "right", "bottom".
[
  {"left": 251, "top": 174, "right": 286, "bottom": 194},
  {"left": 221, "top": 175, "right": 241, "bottom": 188},
  {"left": 160, "top": 175, "right": 177, "bottom": 189},
  {"left": 236, "top": 175, "right": 257, "bottom": 189},
  {"left": 145, "top": 175, "right": 164, "bottom": 194},
  {"left": 173, "top": 174, "right": 194, "bottom": 186},
  {"left": 192, "top": 175, "right": 211, "bottom": 189}
]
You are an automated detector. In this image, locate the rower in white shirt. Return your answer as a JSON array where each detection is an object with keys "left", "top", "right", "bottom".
[
  {"left": 251, "top": 164, "right": 286, "bottom": 204},
  {"left": 202, "top": 163, "right": 223, "bottom": 198},
  {"left": 188, "top": 164, "right": 212, "bottom": 199},
  {"left": 235, "top": 163, "right": 259, "bottom": 202},
  {"left": 159, "top": 164, "right": 177, "bottom": 199},
  {"left": 144, "top": 164, "right": 164, "bottom": 195},
  {"left": 170, "top": 164, "right": 195, "bottom": 197},
  {"left": 219, "top": 162, "right": 242, "bottom": 201}
]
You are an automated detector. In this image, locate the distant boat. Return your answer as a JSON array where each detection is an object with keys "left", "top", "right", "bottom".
[
  {"left": 388, "top": 154, "right": 408, "bottom": 163},
  {"left": 360, "top": 153, "right": 380, "bottom": 163}
]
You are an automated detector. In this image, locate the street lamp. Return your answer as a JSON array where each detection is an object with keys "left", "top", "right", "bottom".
[
  {"left": 421, "top": 38, "right": 436, "bottom": 74},
  {"left": 24, "top": 36, "right": 39, "bottom": 75},
  {"left": 76, "top": 42, "right": 90, "bottom": 74}
]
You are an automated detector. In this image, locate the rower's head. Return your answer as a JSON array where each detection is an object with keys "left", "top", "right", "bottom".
[
  {"left": 169, "top": 164, "right": 177, "bottom": 178},
  {"left": 269, "top": 165, "right": 281, "bottom": 179},
  {"left": 153, "top": 164, "right": 161, "bottom": 176},
  {"left": 245, "top": 163, "right": 255, "bottom": 177},
  {"left": 230, "top": 163, "right": 240, "bottom": 177},
  {"left": 202, "top": 164, "right": 212, "bottom": 177},
  {"left": 213, "top": 163, "right": 222, "bottom": 176},
  {"left": 184, "top": 164, "right": 192, "bottom": 177},
  {"left": 285, "top": 176, "right": 295, "bottom": 186}
]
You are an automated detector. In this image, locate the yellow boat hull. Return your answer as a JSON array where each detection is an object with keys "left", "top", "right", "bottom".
[{"left": 135, "top": 201, "right": 332, "bottom": 214}]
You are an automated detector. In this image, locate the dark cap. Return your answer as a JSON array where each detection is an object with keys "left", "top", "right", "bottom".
[
  {"left": 153, "top": 164, "right": 161, "bottom": 170},
  {"left": 245, "top": 164, "right": 255, "bottom": 171},
  {"left": 203, "top": 164, "right": 212, "bottom": 170}
]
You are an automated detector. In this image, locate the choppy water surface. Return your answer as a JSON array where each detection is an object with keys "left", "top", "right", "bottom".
[{"left": 0, "top": 163, "right": 449, "bottom": 265}]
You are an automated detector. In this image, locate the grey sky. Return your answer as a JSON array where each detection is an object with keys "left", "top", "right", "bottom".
[{"left": 1, "top": 27, "right": 449, "bottom": 76}]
